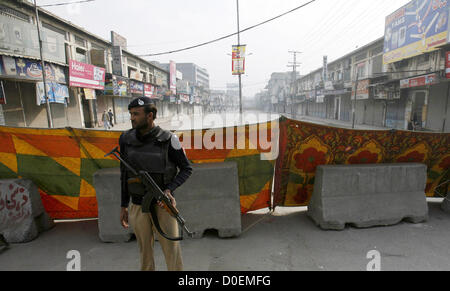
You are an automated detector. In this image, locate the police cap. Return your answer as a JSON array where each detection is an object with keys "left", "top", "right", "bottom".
[{"left": 128, "top": 97, "right": 154, "bottom": 110}]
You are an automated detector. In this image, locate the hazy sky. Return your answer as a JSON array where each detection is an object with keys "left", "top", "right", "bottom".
[{"left": 37, "top": 0, "right": 411, "bottom": 97}]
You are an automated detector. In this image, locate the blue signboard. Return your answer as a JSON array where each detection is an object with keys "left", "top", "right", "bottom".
[
  {"left": 384, "top": 0, "right": 449, "bottom": 64},
  {"left": 0, "top": 57, "right": 4, "bottom": 76},
  {"left": 37, "top": 82, "right": 69, "bottom": 105}
]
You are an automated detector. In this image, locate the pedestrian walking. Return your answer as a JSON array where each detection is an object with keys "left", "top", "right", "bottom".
[
  {"left": 102, "top": 110, "right": 110, "bottom": 130},
  {"left": 108, "top": 109, "right": 114, "bottom": 127}
]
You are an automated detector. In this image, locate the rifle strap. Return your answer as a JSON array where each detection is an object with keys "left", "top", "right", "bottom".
[{"left": 149, "top": 200, "right": 183, "bottom": 242}]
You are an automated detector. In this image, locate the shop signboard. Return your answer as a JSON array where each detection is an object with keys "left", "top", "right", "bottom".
[
  {"left": 69, "top": 60, "right": 105, "bottom": 90},
  {"left": 0, "top": 105, "right": 4, "bottom": 126},
  {"left": 169, "top": 61, "right": 177, "bottom": 95},
  {"left": 352, "top": 79, "right": 370, "bottom": 100},
  {"left": 36, "top": 82, "right": 69, "bottom": 105},
  {"left": 0, "top": 57, "right": 4, "bottom": 75},
  {"left": 144, "top": 84, "right": 157, "bottom": 99},
  {"left": 383, "top": 0, "right": 450, "bottom": 64},
  {"left": 446, "top": 51, "right": 450, "bottom": 78},
  {"left": 0, "top": 81, "right": 6, "bottom": 105},
  {"left": 315, "top": 89, "right": 325, "bottom": 103},
  {"left": 0, "top": 56, "right": 66, "bottom": 83},
  {"left": 104, "top": 74, "right": 129, "bottom": 97},
  {"left": 112, "top": 46, "right": 123, "bottom": 76},
  {"left": 400, "top": 73, "right": 438, "bottom": 88},
  {"left": 179, "top": 93, "right": 190, "bottom": 103},
  {"left": 129, "top": 80, "right": 144, "bottom": 96},
  {"left": 83, "top": 88, "right": 96, "bottom": 100}
]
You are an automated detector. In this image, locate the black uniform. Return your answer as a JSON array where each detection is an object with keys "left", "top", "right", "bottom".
[{"left": 119, "top": 125, "right": 192, "bottom": 208}]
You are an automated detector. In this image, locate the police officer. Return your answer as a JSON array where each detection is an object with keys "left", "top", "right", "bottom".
[{"left": 119, "top": 97, "right": 192, "bottom": 271}]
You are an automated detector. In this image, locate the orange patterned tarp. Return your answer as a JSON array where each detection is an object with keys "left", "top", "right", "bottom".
[
  {"left": 273, "top": 117, "right": 450, "bottom": 208},
  {"left": 0, "top": 121, "right": 277, "bottom": 219},
  {"left": 1, "top": 116, "right": 448, "bottom": 218}
]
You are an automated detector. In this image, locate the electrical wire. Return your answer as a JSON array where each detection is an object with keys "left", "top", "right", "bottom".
[
  {"left": 38, "top": 0, "right": 95, "bottom": 8},
  {"left": 138, "top": 0, "right": 317, "bottom": 57}
]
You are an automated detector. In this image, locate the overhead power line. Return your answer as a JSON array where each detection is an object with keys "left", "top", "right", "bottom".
[
  {"left": 138, "top": 0, "right": 317, "bottom": 57},
  {"left": 38, "top": 0, "right": 95, "bottom": 8}
]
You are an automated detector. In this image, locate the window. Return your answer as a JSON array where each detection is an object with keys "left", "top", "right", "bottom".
[
  {"left": 128, "top": 59, "right": 137, "bottom": 67},
  {"left": 355, "top": 52, "right": 367, "bottom": 62},
  {"left": 74, "top": 35, "right": 86, "bottom": 47},
  {"left": 420, "top": 54, "right": 429, "bottom": 64},
  {"left": 355, "top": 63, "right": 366, "bottom": 78},
  {"left": 0, "top": 5, "right": 30, "bottom": 22},
  {"left": 75, "top": 47, "right": 87, "bottom": 63},
  {"left": 371, "top": 46, "right": 383, "bottom": 56},
  {"left": 42, "top": 22, "right": 67, "bottom": 40}
]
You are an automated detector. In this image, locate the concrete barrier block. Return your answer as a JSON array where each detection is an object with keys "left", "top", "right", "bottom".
[
  {"left": 307, "top": 163, "right": 429, "bottom": 230},
  {"left": 442, "top": 193, "right": 450, "bottom": 213},
  {"left": 94, "top": 162, "right": 241, "bottom": 241},
  {"left": 93, "top": 168, "right": 133, "bottom": 243},
  {"left": 0, "top": 179, "right": 54, "bottom": 243},
  {"left": 176, "top": 162, "right": 241, "bottom": 239}
]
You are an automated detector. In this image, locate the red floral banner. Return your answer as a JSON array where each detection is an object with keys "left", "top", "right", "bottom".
[{"left": 274, "top": 117, "right": 450, "bottom": 208}]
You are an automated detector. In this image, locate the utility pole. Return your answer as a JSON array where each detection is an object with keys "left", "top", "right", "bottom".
[
  {"left": 34, "top": 0, "right": 53, "bottom": 128},
  {"left": 288, "top": 51, "right": 301, "bottom": 119},
  {"left": 236, "top": 0, "right": 243, "bottom": 124}
]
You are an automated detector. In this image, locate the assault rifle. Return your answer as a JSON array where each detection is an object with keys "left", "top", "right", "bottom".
[{"left": 105, "top": 146, "right": 194, "bottom": 241}]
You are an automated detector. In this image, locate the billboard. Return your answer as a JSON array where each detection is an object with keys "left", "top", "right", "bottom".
[{"left": 383, "top": 0, "right": 450, "bottom": 64}]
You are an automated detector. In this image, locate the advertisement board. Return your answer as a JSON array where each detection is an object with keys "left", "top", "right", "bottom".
[
  {"left": 104, "top": 74, "right": 129, "bottom": 97},
  {"left": 36, "top": 82, "right": 69, "bottom": 105},
  {"left": 144, "top": 84, "right": 157, "bottom": 99},
  {"left": 69, "top": 60, "right": 105, "bottom": 90},
  {"left": 232, "top": 45, "right": 246, "bottom": 75},
  {"left": 446, "top": 51, "right": 450, "bottom": 78},
  {"left": 169, "top": 61, "right": 177, "bottom": 95},
  {"left": 400, "top": 73, "right": 439, "bottom": 88},
  {"left": 383, "top": 0, "right": 450, "bottom": 64},
  {"left": 0, "top": 81, "right": 6, "bottom": 105},
  {"left": 129, "top": 80, "right": 144, "bottom": 96},
  {"left": 0, "top": 56, "right": 66, "bottom": 83},
  {"left": 352, "top": 79, "right": 370, "bottom": 100}
]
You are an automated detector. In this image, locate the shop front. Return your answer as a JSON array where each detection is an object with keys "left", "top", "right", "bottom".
[
  {"left": 98, "top": 73, "right": 130, "bottom": 125},
  {"left": 399, "top": 73, "right": 439, "bottom": 131},
  {"left": 0, "top": 55, "right": 70, "bottom": 128}
]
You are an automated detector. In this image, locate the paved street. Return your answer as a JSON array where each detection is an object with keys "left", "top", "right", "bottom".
[
  {"left": 96, "top": 110, "right": 387, "bottom": 132},
  {"left": 1, "top": 200, "right": 448, "bottom": 271}
]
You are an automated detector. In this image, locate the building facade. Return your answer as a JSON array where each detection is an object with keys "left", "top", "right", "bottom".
[{"left": 0, "top": 0, "right": 171, "bottom": 128}]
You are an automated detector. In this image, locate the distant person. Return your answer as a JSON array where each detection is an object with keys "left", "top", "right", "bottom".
[
  {"left": 108, "top": 109, "right": 114, "bottom": 128},
  {"left": 102, "top": 110, "right": 110, "bottom": 130}
]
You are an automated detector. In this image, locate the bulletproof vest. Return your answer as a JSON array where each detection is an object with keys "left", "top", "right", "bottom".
[{"left": 122, "top": 127, "right": 178, "bottom": 196}]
